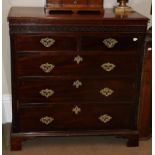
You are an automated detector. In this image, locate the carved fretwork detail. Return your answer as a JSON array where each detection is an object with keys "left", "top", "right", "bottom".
[{"left": 10, "top": 25, "right": 146, "bottom": 34}]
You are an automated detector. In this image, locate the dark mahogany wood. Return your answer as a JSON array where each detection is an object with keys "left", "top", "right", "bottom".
[
  {"left": 17, "top": 104, "right": 135, "bottom": 132},
  {"left": 14, "top": 34, "right": 77, "bottom": 51},
  {"left": 46, "top": 0, "right": 103, "bottom": 13},
  {"left": 16, "top": 52, "right": 139, "bottom": 77},
  {"left": 17, "top": 78, "right": 137, "bottom": 103},
  {"left": 8, "top": 7, "right": 148, "bottom": 150},
  {"left": 81, "top": 33, "right": 142, "bottom": 51},
  {"left": 126, "top": 134, "right": 139, "bottom": 147},
  {"left": 139, "top": 29, "right": 152, "bottom": 139}
]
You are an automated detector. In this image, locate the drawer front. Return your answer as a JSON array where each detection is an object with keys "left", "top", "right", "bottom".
[
  {"left": 18, "top": 78, "right": 137, "bottom": 103},
  {"left": 47, "top": 0, "right": 102, "bottom": 8},
  {"left": 18, "top": 104, "right": 135, "bottom": 132},
  {"left": 81, "top": 34, "right": 141, "bottom": 51},
  {"left": 16, "top": 52, "right": 138, "bottom": 77},
  {"left": 14, "top": 35, "right": 77, "bottom": 51},
  {"left": 63, "top": 0, "right": 87, "bottom": 6}
]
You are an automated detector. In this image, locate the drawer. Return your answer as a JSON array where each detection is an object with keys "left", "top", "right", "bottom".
[
  {"left": 47, "top": 0, "right": 102, "bottom": 9},
  {"left": 14, "top": 34, "right": 77, "bottom": 51},
  {"left": 18, "top": 78, "right": 137, "bottom": 103},
  {"left": 17, "top": 104, "right": 135, "bottom": 132},
  {"left": 63, "top": 0, "right": 87, "bottom": 7},
  {"left": 16, "top": 52, "right": 138, "bottom": 77},
  {"left": 81, "top": 34, "right": 142, "bottom": 51}
]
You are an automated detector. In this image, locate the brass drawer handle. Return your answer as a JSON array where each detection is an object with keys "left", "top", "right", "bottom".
[
  {"left": 74, "top": 55, "right": 83, "bottom": 64},
  {"left": 40, "top": 63, "right": 55, "bottom": 73},
  {"left": 72, "top": 105, "right": 81, "bottom": 114},
  {"left": 100, "top": 87, "right": 114, "bottom": 97},
  {"left": 40, "top": 116, "right": 54, "bottom": 125},
  {"left": 40, "top": 89, "right": 54, "bottom": 98},
  {"left": 102, "top": 38, "right": 118, "bottom": 48},
  {"left": 73, "top": 80, "right": 82, "bottom": 88},
  {"left": 101, "top": 62, "right": 116, "bottom": 72},
  {"left": 99, "top": 114, "right": 112, "bottom": 123},
  {"left": 40, "top": 37, "right": 55, "bottom": 47}
]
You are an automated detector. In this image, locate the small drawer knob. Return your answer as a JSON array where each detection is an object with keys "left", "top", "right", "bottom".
[
  {"left": 73, "top": 80, "right": 82, "bottom": 88},
  {"left": 40, "top": 89, "right": 54, "bottom": 98},
  {"left": 99, "top": 114, "right": 112, "bottom": 123},
  {"left": 101, "top": 62, "right": 116, "bottom": 72},
  {"left": 100, "top": 87, "right": 114, "bottom": 97},
  {"left": 72, "top": 105, "right": 81, "bottom": 114},
  {"left": 40, "top": 37, "right": 55, "bottom": 47},
  {"left": 102, "top": 38, "right": 118, "bottom": 48},
  {"left": 40, "top": 116, "right": 54, "bottom": 125},
  {"left": 73, "top": 0, "right": 77, "bottom": 4},
  {"left": 74, "top": 55, "right": 83, "bottom": 64},
  {"left": 40, "top": 63, "right": 55, "bottom": 73}
]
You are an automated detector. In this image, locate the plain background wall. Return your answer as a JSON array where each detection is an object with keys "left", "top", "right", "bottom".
[{"left": 2, "top": 0, "right": 152, "bottom": 123}]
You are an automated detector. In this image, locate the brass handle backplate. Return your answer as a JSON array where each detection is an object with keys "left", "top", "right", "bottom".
[
  {"left": 74, "top": 55, "right": 83, "bottom": 64},
  {"left": 40, "top": 116, "right": 54, "bottom": 125},
  {"left": 73, "top": 80, "right": 82, "bottom": 88},
  {"left": 40, "top": 37, "right": 55, "bottom": 47},
  {"left": 72, "top": 105, "right": 81, "bottom": 114},
  {"left": 100, "top": 87, "right": 114, "bottom": 97},
  {"left": 99, "top": 114, "right": 112, "bottom": 123},
  {"left": 40, "top": 63, "right": 55, "bottom": 73},
  {"left": 40, "top": 89, "right": 54, "bottom": 98},
  {"left": 101, "top": 62, "right": 116, "bottom": 72},
  {"left": 103, "top": 38, "right": 118, "bottom": 48}
]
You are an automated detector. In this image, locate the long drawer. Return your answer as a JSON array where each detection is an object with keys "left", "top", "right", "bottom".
[
  {"left": 14, "top": 34, "right": 77, "bottom": 51},
  {"left": 16, "top": 52, "right": 138, "bottom": 77},
  {"left": 18, "top": 78, "right": 137, "bottom": 103},
  {"left": 17, "top": 104, "right": 136, "bottom": 132}
]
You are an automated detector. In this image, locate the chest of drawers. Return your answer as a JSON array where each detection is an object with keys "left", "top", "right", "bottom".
[{"left": 8, "top": 7, "right": 148, "bottom": 150}]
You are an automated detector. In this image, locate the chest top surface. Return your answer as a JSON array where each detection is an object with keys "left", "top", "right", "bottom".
[{"left": 8, "top": 7, "right": 148, "bottom": 25}]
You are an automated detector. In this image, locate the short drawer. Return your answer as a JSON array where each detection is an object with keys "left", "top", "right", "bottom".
[
  {"left": 17, "top": 104, "right": 135, "bottom": 132},
  {"left": 47, "top": 0, "right": 102, "bottom": 8},
  {"left": 63, "top": 0, "right": 87, "bottom": 7},
  {"left": 81, "top": 34, "right": 142, "bottom": 51},
  {"left": 14, "top": 34, "right": 77, "bottom": 51},
  {"left": 16, "top": 52, "right": 138, "bottom": 77},
  {"left": 18, "top": 78, "right": 137, "bottom": 103}
]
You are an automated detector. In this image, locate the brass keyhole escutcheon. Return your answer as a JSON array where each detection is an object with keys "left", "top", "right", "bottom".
[
  {"left": 73, "top": 80, "right": 82, "bottom": 88},
  {"left": 74, "top": 55, "right": 83, "bottom": 64},
  {"left": 72, "top": 105, "right": 81, "bottom": 114}
]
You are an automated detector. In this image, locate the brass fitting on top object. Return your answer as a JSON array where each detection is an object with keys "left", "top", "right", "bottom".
[{"left": 114, "top": 0, "right": 133, "bottom": 14}]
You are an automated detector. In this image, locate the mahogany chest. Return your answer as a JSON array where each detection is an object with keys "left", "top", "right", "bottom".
[{"left": 8, "top": 7, "right": 148, "bottom": 150}]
